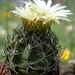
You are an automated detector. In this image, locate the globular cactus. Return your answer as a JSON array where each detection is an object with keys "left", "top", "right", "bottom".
[{"left": 4, "top": 26, "right": 60, "bottom": 75}]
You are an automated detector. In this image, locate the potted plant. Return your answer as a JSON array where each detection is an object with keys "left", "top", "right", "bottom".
[{"left": 0, "top": 0, "right": 72, "bottom": 75}]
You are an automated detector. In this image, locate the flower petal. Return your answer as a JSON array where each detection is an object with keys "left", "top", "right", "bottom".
[
  {"left": 49, "top": 3, "right": 61, "bottom": 12},
  {"left": 33, "top": 0, "right": 46, "bottom": 9},
  {"left": 46, "top": 0, "right": 52, "bottom": 9}
]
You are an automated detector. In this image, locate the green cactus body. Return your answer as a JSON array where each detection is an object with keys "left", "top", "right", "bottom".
[{"left": 4, "top": 26, "right": 61, "bottom": 75}]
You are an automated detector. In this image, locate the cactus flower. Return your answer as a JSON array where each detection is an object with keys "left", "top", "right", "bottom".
[
  {"left": 11, "top": 0, "right": 72, "bottom": 32},
  {"left": 61, "top": 48, "right": 71, "bottom": 60}
]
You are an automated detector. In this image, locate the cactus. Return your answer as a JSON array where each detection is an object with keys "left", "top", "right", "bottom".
[
  {"left": 4, "top": 26, "right": 60, "bottom": 75},
  {"left": 2, "top": 0, "right": 72, "bottom": 75}
]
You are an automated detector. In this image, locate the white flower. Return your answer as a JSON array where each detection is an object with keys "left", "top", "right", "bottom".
[
  {"left": 11, "top": 0, "right": 72, "bottom": 32},
  {"left": 66, "top": 25, "right": 73, "bottom": 31},
  {"left": 32, "top": 0, "right": 72, "bottom": 24},
  {"left": 0, "top": 27, "right": 6, "bottom": 37},
  {"left": 11, "top": 7, "right": 37, "bottom": 21},
  {"left": 68, "top": 60, "right": 75, "bottom": 64}
]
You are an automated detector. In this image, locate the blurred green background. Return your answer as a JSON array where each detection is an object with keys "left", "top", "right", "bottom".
[{"left": 0, "top": 0, "right": 75, "bottom": 65}]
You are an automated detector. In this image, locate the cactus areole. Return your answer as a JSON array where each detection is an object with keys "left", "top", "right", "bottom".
[{"left": 1, "top": 0, "right": 72, "bottom": 75}]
